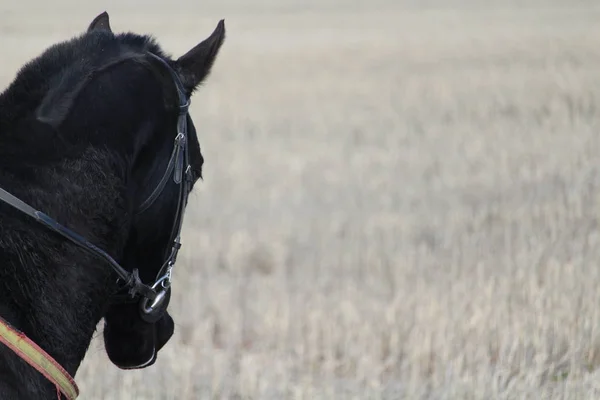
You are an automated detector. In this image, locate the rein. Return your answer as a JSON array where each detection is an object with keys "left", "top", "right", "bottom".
[{"left": 0, "top": 52, "right": 192, "bottom": 398}]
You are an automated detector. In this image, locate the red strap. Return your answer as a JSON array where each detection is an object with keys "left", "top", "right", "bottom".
[{"left": 0, "top": 316, "right": 79, "bottom": 399}]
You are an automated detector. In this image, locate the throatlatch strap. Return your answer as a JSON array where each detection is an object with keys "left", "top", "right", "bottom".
[{"left": 0, "top": 316, "right": 79, "bottom": 399}]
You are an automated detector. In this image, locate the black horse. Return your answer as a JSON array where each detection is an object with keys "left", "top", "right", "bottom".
[{"left": 0, "top": 11, "right": 225, "bottom": 399}]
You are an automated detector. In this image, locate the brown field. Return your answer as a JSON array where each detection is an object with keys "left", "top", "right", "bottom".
[{"left": 2, "top": 1, "right": 600, "bottom": 399}]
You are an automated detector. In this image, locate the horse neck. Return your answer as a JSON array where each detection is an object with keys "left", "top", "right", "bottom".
[
  {"left": 0, "top": 145, "right": 132, "bottom": 397},
  {"left": 0, "top": 247, "right": 115, "bottom": 398}
]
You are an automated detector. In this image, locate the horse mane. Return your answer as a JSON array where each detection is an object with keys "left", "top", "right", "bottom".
[{"left": 0, "top": 30, "right": 168, "bottom": 130}]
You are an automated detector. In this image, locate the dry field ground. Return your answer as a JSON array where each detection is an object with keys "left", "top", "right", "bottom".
[{"left": 2, "top": 0, "right": 600, "bottom": 399}]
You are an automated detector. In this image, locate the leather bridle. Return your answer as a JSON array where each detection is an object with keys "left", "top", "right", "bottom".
[{"left": 0, "top": 51, "right": 194, "bottom": 323}]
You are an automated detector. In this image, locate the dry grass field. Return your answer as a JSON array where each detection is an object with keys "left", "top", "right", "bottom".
[{"left": 2, "top": 0, "right": 600, "bottom": 398}]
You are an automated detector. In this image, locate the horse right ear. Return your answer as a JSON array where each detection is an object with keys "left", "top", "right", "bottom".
[
  {"left": 88, "top": 11, "right": 113, "bottom": 33},
  {"left": 175, "top": 20, "right": 225, "bottom": 95}
]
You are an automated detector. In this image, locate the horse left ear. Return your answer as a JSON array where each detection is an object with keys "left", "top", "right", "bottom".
[
  {"left": 175, "top": 20, "right": 226, "bottom": 94},
  {"left": 88, "top": 11, "right": 113, "bottom": 33}
]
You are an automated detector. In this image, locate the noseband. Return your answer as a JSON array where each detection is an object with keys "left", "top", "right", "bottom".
[{"left": 0, "top": 51, "right": 193, "bottom": 322}]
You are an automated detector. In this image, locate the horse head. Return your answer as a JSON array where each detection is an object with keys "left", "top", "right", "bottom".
[
  {"left": 0, "top": 11, "right": 225, "bottom": 398},
  {"left": 81, "top": 12, "right": 226, "bottom": 370}
]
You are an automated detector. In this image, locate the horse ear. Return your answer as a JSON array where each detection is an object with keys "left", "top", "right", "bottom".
[
  {"left": 175, "top": 20, "right": 225, "bottom": 94},
  {"left": 88, "top": 11, "right": 112, "bottom": 33},
  {"left": 35, "top": 77, "right": 89, "bottom": 129}
]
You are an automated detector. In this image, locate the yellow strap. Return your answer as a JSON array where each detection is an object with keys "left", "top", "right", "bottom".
[{"left": 0, "top": 317, "right": 79, "bottom": 399}]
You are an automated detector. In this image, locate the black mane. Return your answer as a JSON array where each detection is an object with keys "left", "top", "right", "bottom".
[{"left": 0, "top": 30, "right": 167, "bottom": 129}]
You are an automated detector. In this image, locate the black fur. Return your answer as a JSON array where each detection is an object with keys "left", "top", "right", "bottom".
[{"left": 0, "top": 12, "right": 224, "bottom": 399}]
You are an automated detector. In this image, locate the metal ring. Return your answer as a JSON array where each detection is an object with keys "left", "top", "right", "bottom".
[
  {"left": 140, "top": 289, "right": 168, "bottom": 314},
  {"left": 139, "top": 268, "right": 172, "bottom": 315}
]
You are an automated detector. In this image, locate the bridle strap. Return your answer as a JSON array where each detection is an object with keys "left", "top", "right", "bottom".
[
  {"left": 133, "top": 52, "right": 193, "bottom": 318},
  {"left": 0, "top": 316, "right": 79, "bottom": 399},
  {"left": 0, "top": 187, "right": 144, "bottom": 289},
  {"left": 135, "top": 129, "right": 186, "bottom": 215},
  {"left": 0, "top": 185, "right": 158, "bottom": 301}
]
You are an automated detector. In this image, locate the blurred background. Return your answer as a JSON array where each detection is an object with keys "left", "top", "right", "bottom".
[{"left": 2, "top": 0, "right": 600, "bottom": 399}]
